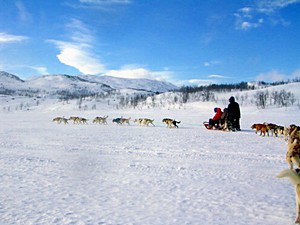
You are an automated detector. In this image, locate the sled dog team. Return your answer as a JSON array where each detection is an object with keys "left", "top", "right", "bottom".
[
  {"left": 250, "top": 122, "right": 300, "bottom": 223},
  {"left": 251, "top": 122, "right": 289, "bottom": 139},
  {"left": 276, "top": 124, "right": 300, "bottom": 223},
  {"left": 52, "top": 116, "right": 89, "bottom": 124},
  {"left": 53, "top": 116, "right": 181, "bottom": 128}
]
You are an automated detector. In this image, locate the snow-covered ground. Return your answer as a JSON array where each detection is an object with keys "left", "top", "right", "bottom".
[{"left": 0, "top": 102, "right": 299, "bottom": 225}]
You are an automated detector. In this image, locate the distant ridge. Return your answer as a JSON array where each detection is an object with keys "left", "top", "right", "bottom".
[
  {"left": 0, "top": 71, "right": 178, "bottom": 97},
  {"left": 79, "top": 75, "right": 178, "bottom": 93},
  {"left": 0, "top": 71, "right": 25, "bottom": 83}
]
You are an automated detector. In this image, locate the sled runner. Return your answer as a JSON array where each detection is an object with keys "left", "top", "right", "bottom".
[
  {"left": 203, "top": 121, "right": 213, "bottom": 130},
  {"left": 203, "top": 121, "right": 223, "bottom": 130},
  {"left": 203, "top": 120, "right": 232, "bottom": 131}
]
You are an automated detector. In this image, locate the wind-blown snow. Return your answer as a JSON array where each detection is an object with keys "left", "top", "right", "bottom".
[{"left": 0, "top": 102, "right": 299, "bottom": 225}]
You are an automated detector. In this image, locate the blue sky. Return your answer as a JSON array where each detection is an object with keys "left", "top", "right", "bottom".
[{"left": 0, "top": 0, "right": 299, "bottom": 86}]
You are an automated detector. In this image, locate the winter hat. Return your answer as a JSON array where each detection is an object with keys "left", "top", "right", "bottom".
[
  {"left": 214, "top": 107, "right": 218, "bottom": 112},
  {"left": 229, "top": 96, "right": 235, "bottom": 103}
]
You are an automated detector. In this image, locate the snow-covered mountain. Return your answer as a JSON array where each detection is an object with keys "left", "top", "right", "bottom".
[
  {"left": 79, "top": 75, "right": 178, "bottom": 93},
  {"left": 0, "top": 71, "right": 25, "bottom": 89},
  {"left": 26, "top": 74, "right": 113, "bottom": 96},
  {"left": 0, "top": 71, "right": 178, "bottom": 97}
]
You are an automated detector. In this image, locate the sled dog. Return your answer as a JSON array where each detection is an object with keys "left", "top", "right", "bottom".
[
  {"left": 133, "top": 118, "right": 143, "bottom": 126},
  {"left": 69, "top": 116, "right": 80, "bottom": 124},
  {"left": 53, "top": 117, "right": 63, "bottom": 123},
  {"left": 93, "top": 116, "right": 108, "bottom": 124},
  {"left": 162, "top": 118, "right": 181, "bottom": 128},
  {"left": 277, "top": 169, "right": 300, "bottom": 224},
  {"left": 142, "top": 118, "right": 155, "bottom": 126},
  {"left": 276, "top": 125, "right": 285, "bottom": 137},
  {"left": 52, "top": 117, "right": 68, "bottom": 124},
  {"left": 286, "top": 128, "right": 300, "bottom": 169},
  {"left": 113, "top": 118, "right": 122, "bottom": 125},
  {"left": 263, "top": 122, "right": 279, "bottom": 136},
  {"left": 120, "top": 117, "right": 131, "bottom": 125},
  {"left": 77, "top": 117, "right": 88, "bottom": 124},
  {"left": 251, "top": 123, "right": 269, "bottom": 136}
]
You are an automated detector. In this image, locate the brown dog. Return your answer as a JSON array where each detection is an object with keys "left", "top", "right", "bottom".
[{"left": 251, "top": 123, "right": 269, "bottom": 136}]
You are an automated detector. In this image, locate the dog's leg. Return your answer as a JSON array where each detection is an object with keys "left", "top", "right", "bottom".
[
  {"left": 287, "top": 159, "right": 294, "bottom": 169},
  {"left": 295, "top": 185, "right": 300, "bottom": 223},
  {"left": 292, "top": 156, "right": 300, "bottom": 169}
]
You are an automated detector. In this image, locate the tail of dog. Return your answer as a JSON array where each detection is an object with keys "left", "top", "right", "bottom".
[{"left": 277, "top": 169, "right": 300, "bottom": 185}]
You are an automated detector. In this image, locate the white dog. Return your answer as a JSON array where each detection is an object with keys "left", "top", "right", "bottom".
[{"left": 277, "top": 169, "right": 300, "bottom": 223}]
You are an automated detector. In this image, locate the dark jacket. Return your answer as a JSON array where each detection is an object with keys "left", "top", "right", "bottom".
[{"left": 228, "top": 97, "right": 240, "bottom": 119}]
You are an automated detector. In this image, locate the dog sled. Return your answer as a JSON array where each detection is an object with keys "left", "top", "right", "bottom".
[
  {"left": 203, "top": 108, "right": 232, "bottom": 131},
  {"left": 203, "top": 120, "right": 231, "bottom": 131},
  {"left": 203, "top": 121, "right": 226, "bottom": 130}
]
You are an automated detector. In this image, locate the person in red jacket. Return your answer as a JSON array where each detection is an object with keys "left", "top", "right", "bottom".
[{"left": 209, "top": 107, "right": 223, "bottom": 128}]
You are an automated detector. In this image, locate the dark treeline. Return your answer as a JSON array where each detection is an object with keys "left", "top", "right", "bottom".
[
  {"left": 178, "top": 81, "right": 253, "bottom": 94},
  {"left": 171, "top": 79, "right": 300, "bottom": 106},
  {"left": 178, "top": 77, "right": 300, "bottom": 94}
]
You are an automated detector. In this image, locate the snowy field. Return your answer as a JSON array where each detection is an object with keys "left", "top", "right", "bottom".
[{"left": 1, "top": 103, "right": 300, "bottom": 225}]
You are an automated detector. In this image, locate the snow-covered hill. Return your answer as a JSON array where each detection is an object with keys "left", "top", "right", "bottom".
[
  {"left": 0, "top": 71, "right": 25, "bottom": 91},
  {"left": 0, "top": 71, "right": 178, "bottom": 98},
  {"left": 1, "top": 70, "right": 300, "bottom": 112},
  {"left": 79, "top": 75, "right": 178, "bottom": 93},
  {"left": 26, "top": 74, "right": 113, "bottom": 96}
]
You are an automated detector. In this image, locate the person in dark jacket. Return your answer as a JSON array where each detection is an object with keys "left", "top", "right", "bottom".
[{"left": 227, "top": 96, "right": 241, "bottom": 131}]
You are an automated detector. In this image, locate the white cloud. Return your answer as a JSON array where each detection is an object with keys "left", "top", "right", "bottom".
[
  {"left": 203, "top": 60, "right": 221, "bottom": 67},
  {"left": 208, "top": 74, "right": 227, "bottom": 79},
  {"left": 234, "top": 0, "right": 300, "bottom": 30},
  {"left": 188, "top": 79, "right": 215, "bottom": 86},
  {"left": 66, "top": 18, "right": 94, "bottom": 44},
  {"left": 234, "top": 9, "right": 264, "bottom": 30},
  {"left": 255, "top": 69, "right": 300, "bottom": 82},
  {"left": 239, "top": 7, "right": 252, "bottom": 14},
  {"left": 291, "top": 70, "right": 300, "bottom": 79},
  {"left": 255, "top": 70, "right": 286, "bottom": 81},
  {"left": 50, "top": 40, "right": 106, "bottom": 75},
  {"left": 175, "top": 74, "right": 229, "bottom": 87},
  {"left": 50, "top": 19, "right": 176, "bottom": 79},
  {"left": 256, "top": 0, "right": 300, "bottom": 13},
  {"left": 0, "top": 64, "right": 49, "bottom": 76},
  {"left": 15, "top": 1, "right": 32, "bottom": 23},
  {"left": 28, "top": 66, "right": 49, "bottom": 75},
  {"left": 49, "top": 19, "right": 106, "bottom": 75},
  {"left": 79, "top": 0, "right": 131, "bottom": 4},
  {"left": 71, "top": 0, "right": 132, "bottom": 10},
  {"left": 106, "top": 66, "right": 174, "bottom": 81},
  {"left": 0, "top": 32, "right": 28, "bottom": 43}
]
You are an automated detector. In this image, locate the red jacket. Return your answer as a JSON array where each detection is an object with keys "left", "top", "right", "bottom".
[{"left": 212, "top": 108, "right": 222, "bottom": 121}]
